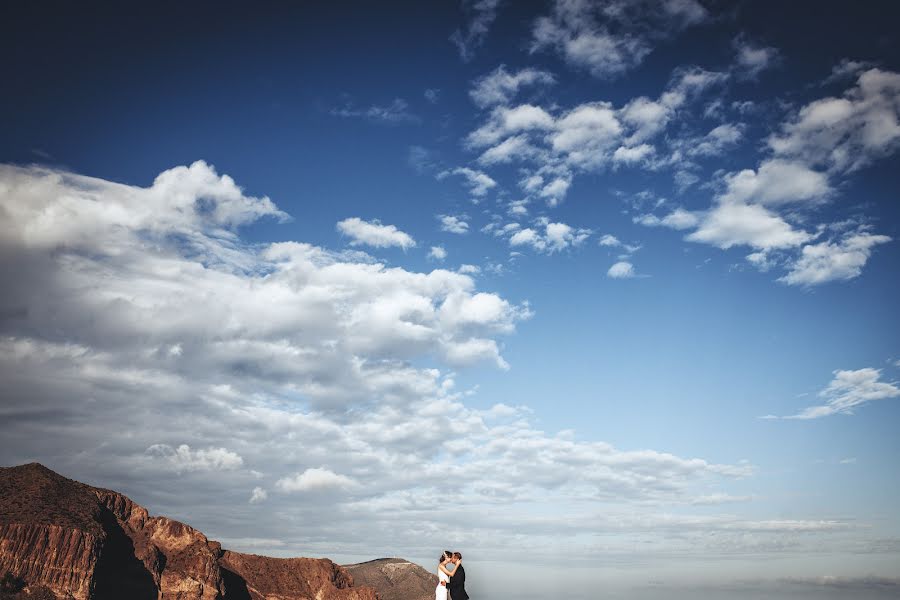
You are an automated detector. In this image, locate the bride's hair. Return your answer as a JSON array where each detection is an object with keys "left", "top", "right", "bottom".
[{"left": 439, "top": 550, "right": 452, "bottom": 563}]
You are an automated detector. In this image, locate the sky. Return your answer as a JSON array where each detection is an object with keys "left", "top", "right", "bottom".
[{"left": 1, "top": 1, "right": 900, "bottom": 598}]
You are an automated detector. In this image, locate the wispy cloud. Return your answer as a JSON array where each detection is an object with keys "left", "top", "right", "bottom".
[
  {"left": 781, "top": 368, "right": 900, "bottom": 419},
  {"left": 330, "top": 98, "right": 419, "bottom": 124},
  {"left": 531, "top": 0, "right": 708, "bottom": 79},
  {"left": 450, "top": 0, "right": 502, "bottom": 62}
]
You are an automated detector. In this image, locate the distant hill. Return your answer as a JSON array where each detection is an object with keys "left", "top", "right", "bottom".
[
  {"left": 343, "top": 557, "right": 438, "bottom": 600},
  {"left": 0, "top": 463, "right": 377, "bottom": 600}
]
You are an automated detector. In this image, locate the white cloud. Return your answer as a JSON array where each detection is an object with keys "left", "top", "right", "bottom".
[
  {"left": 686, "top": 201, "right": 812, "bottom": 250},
  {"left": 733, "top": 35, "right": 780, "bottom": 78},
  {"left": 599, "top": 234, "right": 621, "bottom": 247},
  {"left": 0, "top": 162, "right": 528, "bottom": 415},
  {"left": 824, "top": 59, "right": 876, "bottom": 84},
  {"left": 249, "top": 487, "right": 268, "bottom": 504},
  {"left": 643, "top": 69, "right": 898, "bottom": 286},
  {"left": 336, "top": 217, "right": 416, "bottom": 249},
  {"left": 470, "top": 65, "right": 555, "bottom": 108},
  {"left": 784, "top": 368, "right": 900, "bottom": 419},
  {"left": 438, "top": 214, "right": 470, "bottom": 234},
  {"left": 719, "top": 159, "right": 830, "bottom": 206},
  {"left": 779, "top": 230, "right": 891, "bottom": 286},
  {"left": 687, "top": 123, "right": 744, "bottom": 156},
  {"left": 613, "top": 143, "right": 654, "bottom": 164},
  {"left": 598, "top": 234, "right": 641, "bottom": 255},
  {"left": 607, "top": 261, "right": 635, "bottom": 279},
  {"left": 428, "top": 246, "right": 448, "bottom": 261},
  {"left": 465, "top": 66, "right": 727, "bottom": 206},
  {"left": 424, "top": 88, "right": 440, "bottom": 104},
  {"left": 507, "top": 199, "right": 529, "bottom": 217},
  {"left": 531, "top": 0, "right": 708, "bottom": 79},
  {"left": 450, "top": 0, "right": 502, "bottom": 62},
  {"left": 146, "top": 444, "right": 244, "bottom": 473},
  {"left": 0, "top": 160, "right": 827, "bottom": 569},
  {"left": 506, "top": 220, "right": 590, "bottom": 254},
  {"left": 477, "top": 135, "right": 540, "bottom": 166},
  {"left": 438, "top": 167, "right": 498, "bottom": 198},
  {"left": 634, "top": 208, "right": 699, "bottom": 230},
  {"left": 276, "top": 468, "right": 357, "bottom": 493},
  {"left": 468, "top": 104, "right": 556, "bottom": 148},
  {"left": 458, "top": 264, "right": 481, "bottom": 275},
  {"left": 769, "top": 68, "right": 900, "bottom": 173}
]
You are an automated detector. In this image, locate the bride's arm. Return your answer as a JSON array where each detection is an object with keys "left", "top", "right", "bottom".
[{"left": 438, "top": 562, "right": 455, "bottom": 576}]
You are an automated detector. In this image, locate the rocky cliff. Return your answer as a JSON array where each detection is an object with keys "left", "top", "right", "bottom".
[
  {"left": 0, "top": 463, "right": 377, "bottom": 600},
  {"left": 220, "top": 551, "right": 377, "bottom": 600},
  {"left": 343, "top": 558, "right": 437, "bottom": 600}
]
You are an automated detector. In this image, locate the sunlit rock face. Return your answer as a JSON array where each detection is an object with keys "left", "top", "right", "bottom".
[{"left": 0, "top": 463, "right": 377, "bottom": 600}]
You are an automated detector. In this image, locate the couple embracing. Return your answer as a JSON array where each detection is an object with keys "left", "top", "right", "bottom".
[{"left": 436, "top": 551, "right": 468, "bottom": 600}]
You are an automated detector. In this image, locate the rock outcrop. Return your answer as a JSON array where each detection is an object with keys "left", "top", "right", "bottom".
[
  {"left": 343, "top": 558, "right": 437, "bottom": 600},
  {"left": 0, "top": 463, "right": 377, "bottom": 600},
  {"left": 220, "top": 551, "right": 377, "bottom": 600}
]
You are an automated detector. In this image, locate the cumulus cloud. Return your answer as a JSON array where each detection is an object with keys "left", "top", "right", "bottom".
[
  {"left": 506, "top": 220, "right": 591, "bottom": 253},
  {"left": 531, "top": 0, "right": 708, "bottom": 79},
  {"left": 336, "top": 217, "right": 416, "bottom": 249},
  {"left": 249, "top": 487, "right": 268, "bottom": 504},
  {"left": 769, "top": 68, "right": 900, "bottom": 173},
  {"left": 276, "top": 468, "right": 358, "bottom": 493},
  {"left": 465, "top": 66, "right": 727, "bottom": 205},
  {"left": 438, "top": 214, "right": 470, "bottom": 234},
  {"left": 146, "top": 444, "right": 244, "bottom": 473},
  {"left": 470, "top": 65, "right": 556, "bottom": 108},
  {"left": 686, "top": 201, "right": 812, "bottom": 250},
  {"left": 428, "top": 245, "right": 448, "bottom": 261},
  {"left": 718, "top": 159, "right": 831, "bottom": 206},
  {"left": 0, "top": 160, "right": 800, "bottom": 566},
  {"left": 655, "top": 68, "right": 897, "bottom": 285},
  {"left": 438, "top": 167, "right": 498, "bottom": 199},
  {"left": 687, "top": 123, "right": 744, "bottom": 157},
  {"left": 607, "top": 261, "right": 635, "bottom": 279},
  {"left": 780, "top": 230, "right": 892, "bottom": 285},
  {"left": 783, "top": 368, "right": 900, "bottom": 419}
]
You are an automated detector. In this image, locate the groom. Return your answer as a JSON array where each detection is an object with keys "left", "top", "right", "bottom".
[{"left": 448, "top": 551, "right": 468, "bottom": 600}]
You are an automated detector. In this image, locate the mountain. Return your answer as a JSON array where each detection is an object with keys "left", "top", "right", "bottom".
[
  {"left": 343, "top": 558, "right": 438, "bottom": 600},
  {"left": 0, "top": 463, "right": 377, "bottom": 600}
]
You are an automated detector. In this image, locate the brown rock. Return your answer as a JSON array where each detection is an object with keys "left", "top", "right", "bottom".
[
  {"left": 0, "top": 463, "right": 378, "bottom": 600},
  {"left": 343, "top": 558, "right": 438, "bottom": 600},
  {"left": 220, "top": 551, "right": 378, "bottom": 600}
]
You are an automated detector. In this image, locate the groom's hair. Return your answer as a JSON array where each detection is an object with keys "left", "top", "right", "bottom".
[{"left": 453, "top": 552, "right": 462, "bottom": 559}]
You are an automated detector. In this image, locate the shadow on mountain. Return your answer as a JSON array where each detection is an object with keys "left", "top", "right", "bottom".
[
  {"left": 221, "top": 567, "right": 252, "bottom": 600},
  {"left": 92, "top": 508, "right": 157, "bottom": 600}
]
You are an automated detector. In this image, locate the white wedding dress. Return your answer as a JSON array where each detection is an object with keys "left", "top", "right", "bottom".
[{"left": 435, "top": 565, "right": 450, "bottom": 600}]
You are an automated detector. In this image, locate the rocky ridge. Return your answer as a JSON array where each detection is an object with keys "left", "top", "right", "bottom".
[
  {"left": 343, "top": 558, "right": 437, "bottom": 600},
  {"left": 0, "top": 463, "right": 377, "bottom": 600}
]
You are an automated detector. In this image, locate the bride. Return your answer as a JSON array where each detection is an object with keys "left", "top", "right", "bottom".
[{"left": 435, "top": 550, "right": 457, "bottom": 600}]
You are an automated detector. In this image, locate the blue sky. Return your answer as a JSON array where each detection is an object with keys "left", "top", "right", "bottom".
[{"left": 2, "top": 1, "right": 900, "bottom": 598}]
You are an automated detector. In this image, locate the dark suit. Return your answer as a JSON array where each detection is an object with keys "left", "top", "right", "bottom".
[{"left": 448, "top": 564, "right": 468, "bottom": 600}]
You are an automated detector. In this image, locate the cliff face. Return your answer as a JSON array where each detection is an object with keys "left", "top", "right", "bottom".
[
  {"left": 221, "top": 551, "right": 378, "bottom": 600},
  {"left": 0, "top": 463, "right": 377, "bottom": 600},
  {"left": 0, "top": 522, "right": 101, "bottom": 599},
  {"left": 343, "top": 558, "right": 437, "bottom": 600}
]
